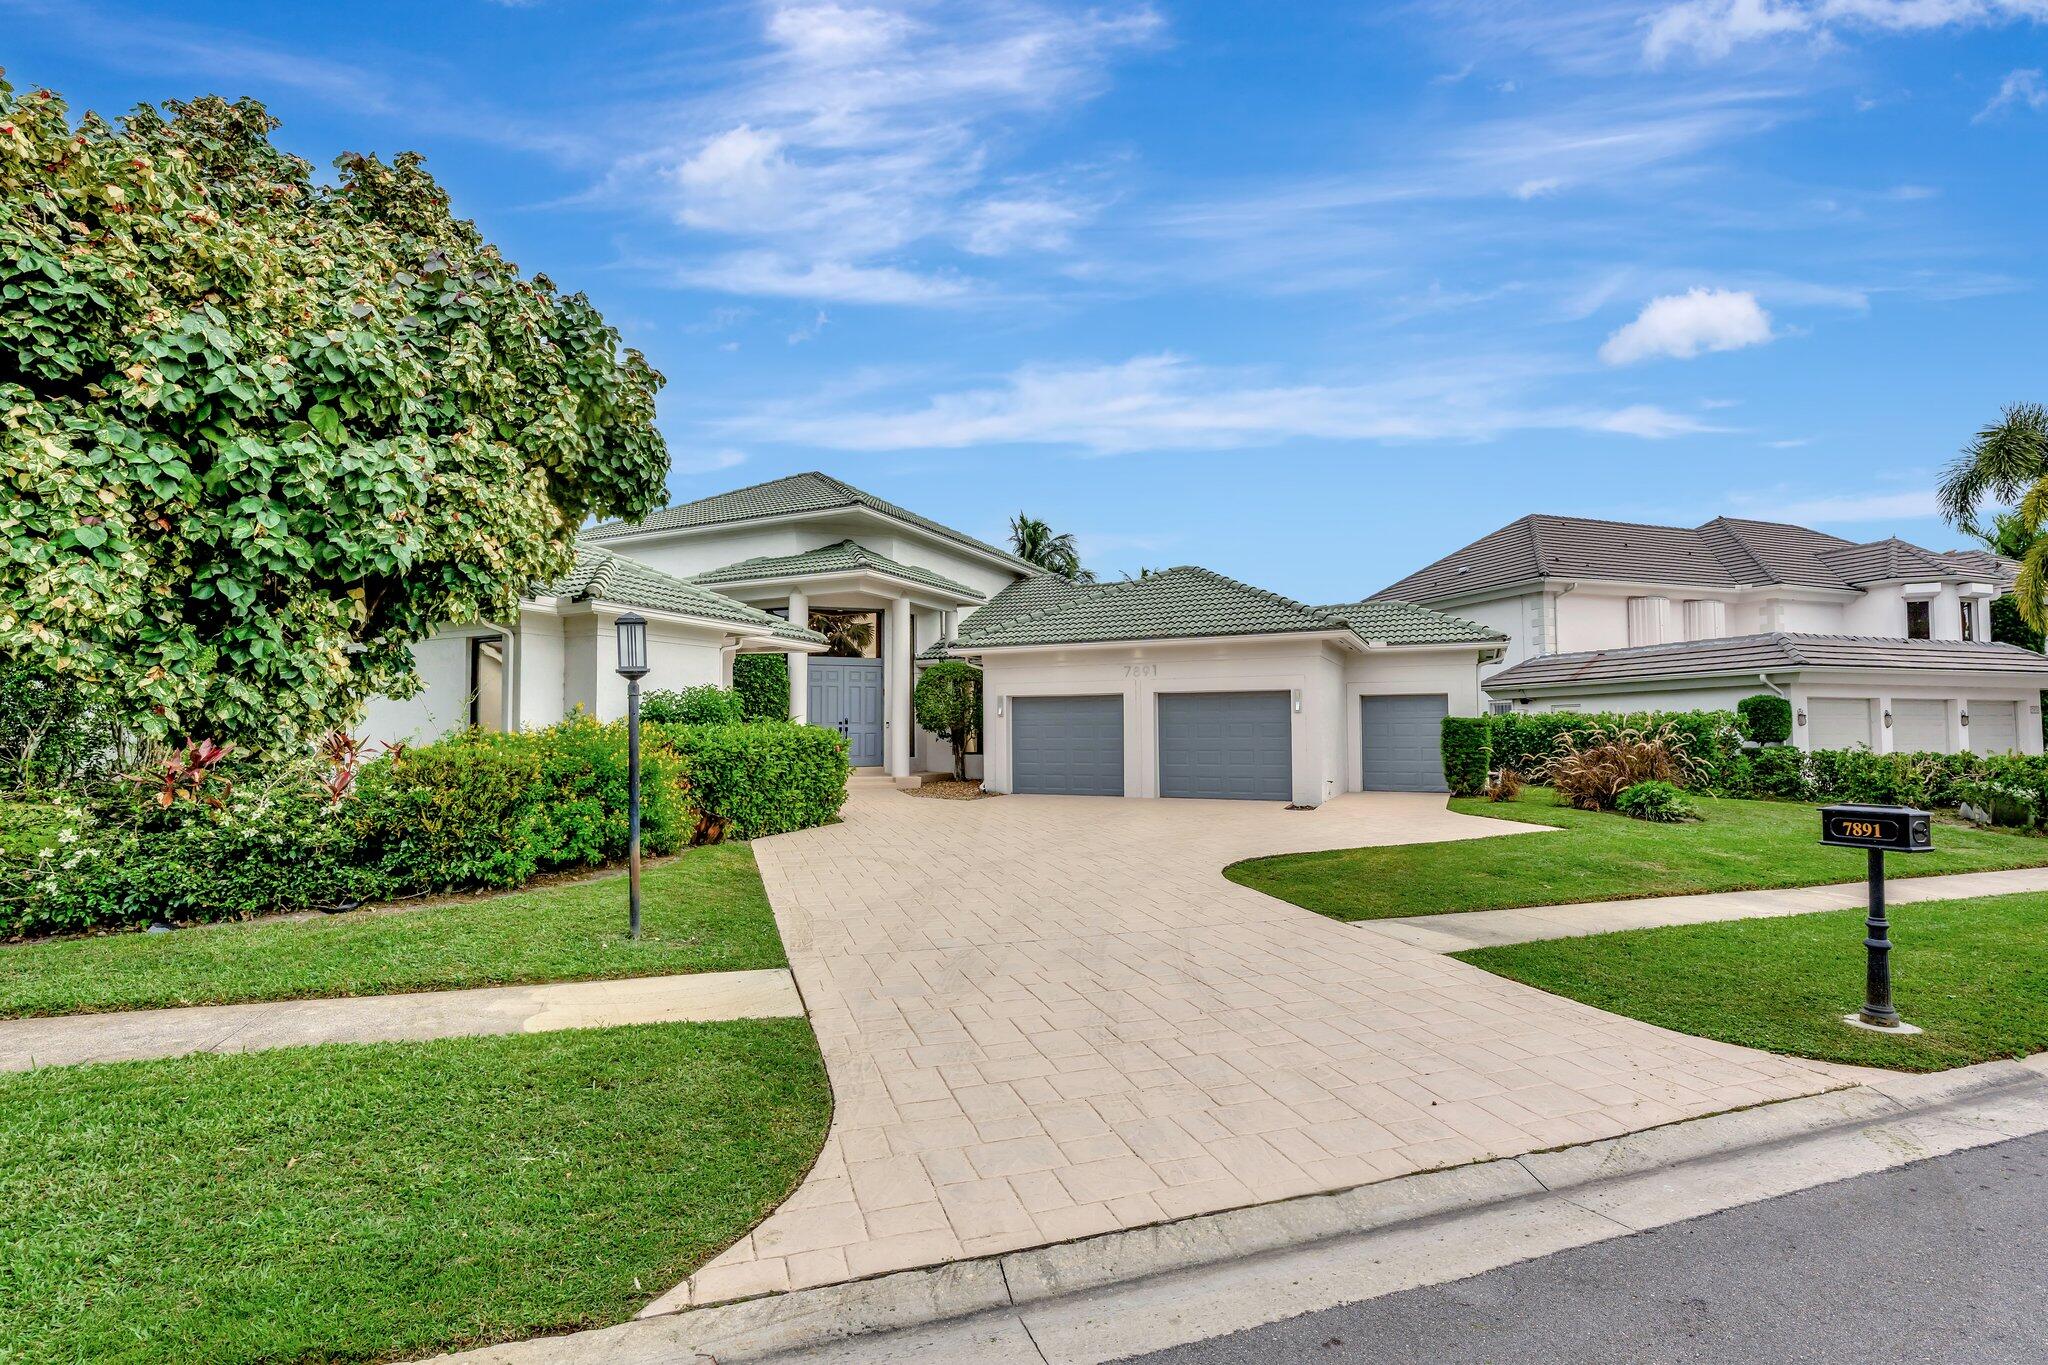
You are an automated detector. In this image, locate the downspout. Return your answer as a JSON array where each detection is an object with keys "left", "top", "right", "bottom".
[{"left": 1756, "top": 672, "right": 1787, "bottom": 698}]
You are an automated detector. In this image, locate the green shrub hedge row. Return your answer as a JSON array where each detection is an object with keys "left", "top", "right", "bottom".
[
  {"left": 2, "top": 715, "right": 848, "bottom": 939},
  {"left": 1443, "top": 706, "right": 2048, "bottom": 825}
]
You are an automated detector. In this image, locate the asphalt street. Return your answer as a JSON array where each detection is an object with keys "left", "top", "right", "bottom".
[{"left": 1126, "top": 1130, "right": 2048, "bottom": 1365}]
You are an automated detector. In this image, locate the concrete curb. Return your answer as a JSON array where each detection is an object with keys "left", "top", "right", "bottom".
[{"left": 427, "top": 1054, "right": 2048, "bottom": 1364}]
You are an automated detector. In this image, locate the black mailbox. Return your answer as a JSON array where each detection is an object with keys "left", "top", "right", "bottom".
[{"left": 1819, "top": 804, "right": 1932, "bottom": 853}]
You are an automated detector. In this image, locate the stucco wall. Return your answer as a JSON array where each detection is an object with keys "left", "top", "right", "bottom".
[
  {"left": 356, "top": 630, "right": 482, "bottom": 747},
  {"left": 604, "top": 515, "right": 1021, "bottom": 602},
  {"left": 979, "top": 638, "right": 1485, "bottom": 805},
  {"left": 979, "top": 638, "right": 1351, "bottom": 806}
]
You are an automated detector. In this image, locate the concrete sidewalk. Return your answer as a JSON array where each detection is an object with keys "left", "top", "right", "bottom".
[
  {"left": 0, "top": 968, "right": 803, "bottom": 1070},
  {"left": 1366, "top": 865, "right": 2048, "bottom": 954}
]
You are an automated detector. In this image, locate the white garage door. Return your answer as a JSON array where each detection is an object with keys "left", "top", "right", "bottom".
[
  {"left": 1808, "top": 697, "right": 1873, "bottom": 751},
  {"left": 1891, "top": 699, "right": 1949, "bottom": 754},
  {"left": 1971, "top": 699, "right": 2021, "bottom": 754}
]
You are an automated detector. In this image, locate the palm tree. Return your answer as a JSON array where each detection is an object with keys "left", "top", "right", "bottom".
[
  {"left": 1008, "top": 512, "right": 1094, "bottom": 582},
  {"left": 1939, "top": 402, "right": 2048, "bottom": 630}
]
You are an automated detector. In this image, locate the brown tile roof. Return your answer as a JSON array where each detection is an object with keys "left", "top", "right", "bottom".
[
  {"left": 1376, "top": 513, "right": 2005, "bottom": 603},
  {"left": 1485, "top": 632, "right": 2048, "bottom": 691}
]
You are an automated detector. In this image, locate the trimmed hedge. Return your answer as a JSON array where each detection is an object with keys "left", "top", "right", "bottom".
[
  {"left": 1481, "top": 709, "right": 1743, "bottom": 791},
  {"left": 1440, "top": 716, "right": 1492, "bottom": 797},
  {"left": 1, "top": 712, "right": 847, "bottom": 939},
  {"left": 641, "top": 685, "right": 746, "bottom": 726},
  {"left": 1737, "top": 693, "right": 1793, "bottom": 745},
  {"left": 651, "top": 720, "right": 851, "bottom": 842},
  {"left": 734, "top": 654, "right": 793, "bottom": 722}
]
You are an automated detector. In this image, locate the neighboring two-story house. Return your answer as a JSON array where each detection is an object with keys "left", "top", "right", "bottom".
[
  {"left": 1373, "top": 514, "right": 2048, "bottom": 754},
  {"left": 363, "top": 471, "right": 1509, "bottom": 801}
]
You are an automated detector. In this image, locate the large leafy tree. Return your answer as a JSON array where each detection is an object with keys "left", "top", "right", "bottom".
[
  {"left": 1939, "top": 402, "right": 2048, "bottom": 631},
  {"left": 1007, "top": 512, "right": 1094, "bottom": 582},
  {"left": 0, "top": 78, "right": 668, "bottom": 748}
]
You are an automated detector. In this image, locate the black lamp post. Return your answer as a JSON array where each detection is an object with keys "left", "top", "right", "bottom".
[{"left": 615, "top": 612, "right": 649, "bottom": 940}]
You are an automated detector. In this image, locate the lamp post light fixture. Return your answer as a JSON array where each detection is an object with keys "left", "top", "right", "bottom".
[{"left": 615, "top": 612, "right": 650, "bottom": 941}]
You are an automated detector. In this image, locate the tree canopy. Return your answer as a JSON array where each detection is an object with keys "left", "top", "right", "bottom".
[
  {"left": 1939, "top": 402, "right": 2048, "bottom": 631},
  {"left": 1007, "top": 512, "right": 1093, "bottom": 582},
  {"left": 0, "top": 76, "right": 669, "bottom": 748}
]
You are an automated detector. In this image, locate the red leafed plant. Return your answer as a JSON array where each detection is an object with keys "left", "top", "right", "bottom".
[
  {"left": 316, "top": 730, "right": 368, "bottom": 805},
  {"left": 315, "top": 731, "right": 404, "bottom": 805},
  {"left": 128, "top": 738, "right": 234, "bottom": 809}
]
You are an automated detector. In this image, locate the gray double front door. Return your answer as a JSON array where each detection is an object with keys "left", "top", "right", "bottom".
[{"left": 809, "top": 658, "right": 884, "bottom": 767}]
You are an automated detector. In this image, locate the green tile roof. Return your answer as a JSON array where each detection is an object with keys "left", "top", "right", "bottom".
[
  {"left": 693, "top": 539, "right": 984, "bottom": 599},
  {"left": 1314, "top": 600, "right": 1506, "bottom": 645},
  {"left": 953, "top": 566, "right": 1353, "bottom": 649},
  {"left": 920, "top": 573, "right": 1093, "bottom": 659},
  {"left": 545, "top": 546, "right": 826, "bottom": 645},
  {"left": 585, "top": 471, "right": 1034, "bottom": 571}
]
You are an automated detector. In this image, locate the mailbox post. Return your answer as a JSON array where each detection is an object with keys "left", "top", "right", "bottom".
[{"left": 1819, "top": 804, "right": 1932, "bottom": 1029}]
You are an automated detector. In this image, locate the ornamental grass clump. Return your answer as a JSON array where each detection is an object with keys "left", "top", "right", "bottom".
[{"left": 1546, "top": 721, "right": 1697, "bottom": 812}]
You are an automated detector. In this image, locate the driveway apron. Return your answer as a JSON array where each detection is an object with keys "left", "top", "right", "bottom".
[{"left": 648, "top": 789, "right": 1857, "bottom": 1312}]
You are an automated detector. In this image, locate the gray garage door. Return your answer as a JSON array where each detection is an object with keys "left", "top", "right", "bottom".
[
  {"left": 1011, "top": 695, "right": 1124, "bottom": 796},
  {"left": 1361, "top": 694, "right": 1450, "bottom": 792},
  {"left": 1157, "top": 691, "right": 1292, "bottom": 801}
]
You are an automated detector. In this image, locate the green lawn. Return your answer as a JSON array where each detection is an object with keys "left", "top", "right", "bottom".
[
  {"left": 1457, "top": 891, "right": 2048, "bottom": 1071},
  {"left": 0, "top": 1019, "right": 829, "bottom": 1363},
  {"left": 0, "top": 842, "right": 785, "bottom": 1020},
  {"left": 1227, "top": 788, "right": 2048, "bottom": 921}
]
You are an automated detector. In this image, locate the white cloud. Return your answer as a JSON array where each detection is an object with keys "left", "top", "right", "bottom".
[
  {"left": 1976, "top": 68, "right": 2048, "bottom": 121},
  {"left": 1645, "top": 0, "right": 2048, "bottom": 66},
  {"left": 1600, "top": 287, "right": 1775, "bottom": 364},
  {"left": 673, "top": 448, "right": 751, "bottom": 474},
  {"left": 666, "top": 251, "right": 981, "bottom": 305},
  {"left": 787, "top": 309, "right": 830, "bottom": 344},
  {"left": 612, "top": 1, "right": 1162, "bottom": 303},
  {"left": 1737, "top": 488, "right": 1940, "bottom": 522},
  {"left": 713, "top": 352, "right": 1717, "bottom": 455},
  {"left": 961, "top": 195, "right": 1087, "bottom": 255}
]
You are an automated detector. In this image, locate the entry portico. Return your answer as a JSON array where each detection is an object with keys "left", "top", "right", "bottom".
[{"left": 689, "top": 540, "right": 987, "bottom": 775}]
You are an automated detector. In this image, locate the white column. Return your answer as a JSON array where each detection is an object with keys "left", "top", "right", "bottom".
[
  {"left": 887, "top": 593, "right": 912, "bottom": 777},
  {"left": 786, "top": 588, "right": 809, "bottom": 724}
]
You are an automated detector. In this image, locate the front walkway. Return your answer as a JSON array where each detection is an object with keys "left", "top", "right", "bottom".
[
  {"left": 1371, "top": 865, "right": 2048, "bottom": 953},
  {"left": 649, "top": 789, "right": 1859, "bottom": 1312},
  {"left": 0, "top": 969, "right": 802, "bottom": 1071}
]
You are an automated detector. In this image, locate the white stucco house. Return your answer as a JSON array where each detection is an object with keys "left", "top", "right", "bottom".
[
  {"left": 1373, "top": 514, "right": 2048, "bottom": 755},
  {"left": 363, "top": 471, "right": 1504, "bottom": 803}
]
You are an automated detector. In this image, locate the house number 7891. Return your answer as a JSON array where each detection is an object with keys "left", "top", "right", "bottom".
[{"left": 1123, "top": 664, "right": 1158, "bottom": 678}]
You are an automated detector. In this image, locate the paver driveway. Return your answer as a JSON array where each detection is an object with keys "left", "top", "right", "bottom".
[{"left": 648, "top": 788, "right": 1857, "bottom": 1313}]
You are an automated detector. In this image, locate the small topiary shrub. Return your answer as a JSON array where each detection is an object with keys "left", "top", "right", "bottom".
[
  {"left": 913, "top": 661, "right": 983, "bottom": 780},
  {"left": 733, "top": 654, "right": 792, "bottom": 721},
  {"left": 1615, "top": 779, "right": 1701, "bottom": 823},
  {"left": 1440, "top": 716, "right": 1492, "bottom": 797},
  {"left": 651, "top": 720, "right": 850, "bottom": 842},
  {"left": 1737, "top": 693, "right": 1793, "bottom": 745},
  {"left": 641, "top": 685, "right": 747, "bottom": 726}
]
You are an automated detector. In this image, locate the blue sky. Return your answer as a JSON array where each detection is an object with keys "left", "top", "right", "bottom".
[{"left": 7, "top": 0, "right": 2046, "bottom": 600}]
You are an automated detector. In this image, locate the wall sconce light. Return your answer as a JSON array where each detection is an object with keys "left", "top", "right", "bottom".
[
  {"left": 1291, "top": 689, "right": 1302, "bottom": 714},
  {"left": 1795, "top": 708, "right": 1806, "bottom": 727},
  {"left": 1961, "top": 710, "right": 1971, "bottom": 727},
  {"left": 996, "top": 695, "right": 1005, "bottom": 718},
  {"left": 1883, "top": 709, "right": 1893, "bottom": 729}
]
